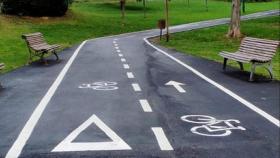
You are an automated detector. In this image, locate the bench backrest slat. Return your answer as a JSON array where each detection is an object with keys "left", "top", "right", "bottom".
[
  {"left": 22, "top": 32, "right": 47, "bottom": 50},
  {"left": 239, "top": 37, "right": 279, "bottom": 59}
]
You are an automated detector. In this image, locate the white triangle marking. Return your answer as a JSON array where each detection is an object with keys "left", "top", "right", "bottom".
[{"left": 52, "top": 115, "right": 132, "bottom": 152}]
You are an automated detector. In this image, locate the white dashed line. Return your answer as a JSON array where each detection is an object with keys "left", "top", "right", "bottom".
[
  {"left": 126, "top": 72, "right": 135, "bottom": 79},
  {"left": 117, "top": 50, "right": 121, "bottom": 53},
  {"left": 115, "top": 47, "right": 119, "bottom": 50},
  {"left": 114, "top": 44, "right": 118, "bottom": 47},
  {"left": 123, "top": 64, "right": 130, "bottom": 69},
  {"left": 139, "top": 99, "right": 152, "bottom": 112},
  {"left": 118, "top": 54, "right": 124, "bottom": 57},
  {"left": 121, "top": 58, "right": 126, "bottom": 62},
  {"left": 132, "top": 83, "right": 141, "bottom": 92},
  {"left": 113, "top": 41, "right": 117, "bottom": 44},
  {"left": 151, "top": 127, "right": 173, "bottom": 151}
]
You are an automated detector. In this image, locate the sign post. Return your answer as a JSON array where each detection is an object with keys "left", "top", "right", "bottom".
[
  {"left": 157, "top": 19, "right": 166, "bottom": 40},
  {"left": 165, "top": 0, "right": 170, "bottom": 42}
]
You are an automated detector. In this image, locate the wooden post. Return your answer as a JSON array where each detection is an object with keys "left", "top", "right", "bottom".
[
  {"left": 120, "top": 0, "right": 125, "bottom": 19},
  {"left": 205, "top": 0, "right": 208, "bottom": 11},
  {"left": 165, "top": 0, "right": 169, "bottom": 42},
  {"left": 241, "top": 0, "right": 245, "bottom": 13},
  {"left": 143, "top": 0, "right": 146, "bottom": 18}
]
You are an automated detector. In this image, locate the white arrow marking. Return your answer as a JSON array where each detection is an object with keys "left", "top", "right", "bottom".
[
  {"left": 165, "top": 81, "right": 186, "bottom": 93},
  {"left": 52, "top": 115, "right": 131, "bottom": 152}
]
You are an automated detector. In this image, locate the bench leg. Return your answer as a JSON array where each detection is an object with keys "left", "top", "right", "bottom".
[
  {"left": 237, "top": 62, "right": 244, "bottom": 71},
  {"left": 265, "top": 62, "right": 273, "bottom": 80},
  {"left": 53, "top": 51, "right": 59, "bottom": 61},
  {"left": 249, "top": 63, "right": 256, "bottom": 82},
  {"left": 28, "top": 48, "right": 33, "bottom": 64},
  {"left": 40, "top": 52, "right": 48, "bottom": 65},
  {"left": 223, "top": 58, "right": 228, "bottom": 70}
]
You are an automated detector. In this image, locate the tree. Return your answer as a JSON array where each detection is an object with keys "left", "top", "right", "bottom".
[
  {"left": 227, "top": 0, "right": 241, "bottom": 38},
  {"left": 1, "top": 0, "right": 70, "bottom": 16}
]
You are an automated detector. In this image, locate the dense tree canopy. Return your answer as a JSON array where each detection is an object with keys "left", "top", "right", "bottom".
[{"left": 1, "top": 0, "right": 70, "bottom": 16}]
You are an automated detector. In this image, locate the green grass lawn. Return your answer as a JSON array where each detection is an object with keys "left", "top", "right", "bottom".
[
  {"left": 0, "top": 0, "right": 279, "bottom": 73},
  {"left": 157, "top": 16, "right": 280, "bottom": 80}
]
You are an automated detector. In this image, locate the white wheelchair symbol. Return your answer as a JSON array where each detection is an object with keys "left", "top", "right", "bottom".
[
  {"left": 181, "top": 115, "right": 246, "bottom": 137},
  {"left": 79, "top": 81, "right": 119, "bottom": 91}
]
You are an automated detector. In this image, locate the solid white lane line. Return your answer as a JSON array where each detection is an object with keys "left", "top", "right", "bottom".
[
  {"left": 132, "top": 83, "right": 141, "bottom": 92},
  {"left": 5, "top": 41, "right": 88, "bottom": 158},
  {"left": 139, "top": 99, "right": 152, "bottom": 112},
  {"left": 118, "top": 54, "right": 124, "bottom": 57},
  {"left": 127, "top": 72, "right": 135, "bottom": 79},
  {"left": 117, "top": 50, "right": 121, "bottom": 53},
  {"left": 121, "top": 58, "right": 126, "bottom": 62},
  {"left": 123, "top": 64, "right": 130, "bottom": 69},
  {"left": 151, "top": 127, "right": 173, "bottom": 151},
  {"left": 144, "top": 37, "right": 280, "bottom": 127}
]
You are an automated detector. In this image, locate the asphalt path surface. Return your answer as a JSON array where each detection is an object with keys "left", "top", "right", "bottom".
[{"left": 0, "top": 10, "right": 279, "bottom": 158}]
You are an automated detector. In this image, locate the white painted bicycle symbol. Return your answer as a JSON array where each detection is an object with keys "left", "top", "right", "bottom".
[
  {"left": 78, "top": 81, "right": 119, "bottom": 91},
  {"left": 181, "top": 115, "right": 246, "bottom": 137}
]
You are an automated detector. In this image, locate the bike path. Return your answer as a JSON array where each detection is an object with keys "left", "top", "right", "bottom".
[
  {"left": 14, "top": 33, "right": 279, "bottom": 157},
  {"left": 0, "top": 10, "right": 279, "bottom": 158}
]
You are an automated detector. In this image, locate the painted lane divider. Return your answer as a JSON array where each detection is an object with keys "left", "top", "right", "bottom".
[
  {"left": 151, "top": 127, "right": 173, "bottom": 151},
  {"left": 117, "top": 50, "right": 121, "bottom": 53},
  {"left": 127, "top": 72, "right": 135, "bottom": 79},
  {"left": 139, "top": 99, "right": 152, "bottom": 112},
  {"left": 52, "top": 115, "right": 131, "bottom": 152},
  {"left": 144, "top": 37, "right": 280, "bottom": 128},
  {"left": 121, "top": 58, "right": 126, "bottom": 62},
  {"left": 5, "top": 41, "right": 88, "bottom": 158},
  {"left": 115, "top": 47, "right": 119, "bottom": 50},
  {"left": 132, "top": 83, "right": 142, "bottom": 92},
  {"left": 123, "top": 64, "right": 130, "bottom": 69},
  {"left": 118, "top": 54, "right": 124, "bottom": 57},
  {"left": 165, "top": 80, "right": 186, "bottom": 93}
]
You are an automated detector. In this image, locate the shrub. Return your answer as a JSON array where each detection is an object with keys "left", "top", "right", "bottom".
[{"left": 1, "top": 0, "right": 71, "bottom": 16}]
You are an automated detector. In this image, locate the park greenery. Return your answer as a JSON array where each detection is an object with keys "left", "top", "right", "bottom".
[
  {"left": 157, "top": 16, "right": 280, "bottom": 79},
  {"left": 0, "top": 0, "right": 279, "bottom": 74}
]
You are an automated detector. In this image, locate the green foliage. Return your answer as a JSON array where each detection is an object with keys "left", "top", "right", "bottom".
[
  {"left": 215, "top": 0, "right": 272, "bottom": 2},
  {"left": 0, "top": 0, "right": 278, "bottom": 73},
  {"left": 1, "top": 0, "right": 70, "bottom": 16}
]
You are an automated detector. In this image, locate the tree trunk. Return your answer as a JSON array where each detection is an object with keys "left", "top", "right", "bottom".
[
  {"left": 120, "top": 0, "right": 125, "bottom": 19},
  {"left": 228, "top": 0, "right": 241, "bottom": 38},
  {"left": 143, "top": 0, "right": 146, "bottom": 18}
]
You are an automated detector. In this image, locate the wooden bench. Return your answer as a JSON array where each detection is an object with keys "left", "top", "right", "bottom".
[
  {"left": 0, "top": 63, "right": 4, "bottom": 88},
  {"left": 219, "top": 37, "right": 279, "bottom": 81},
  {"left": 22, "top": 32, "right": 60, "bottom": 65}
]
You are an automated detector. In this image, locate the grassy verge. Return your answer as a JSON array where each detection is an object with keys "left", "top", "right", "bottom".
[
  {"left": 0, "top": 0, "right": 279, "bottom": 73},
  {"left": 156, "top": 16, "right": 280, "bottom": 80}
]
